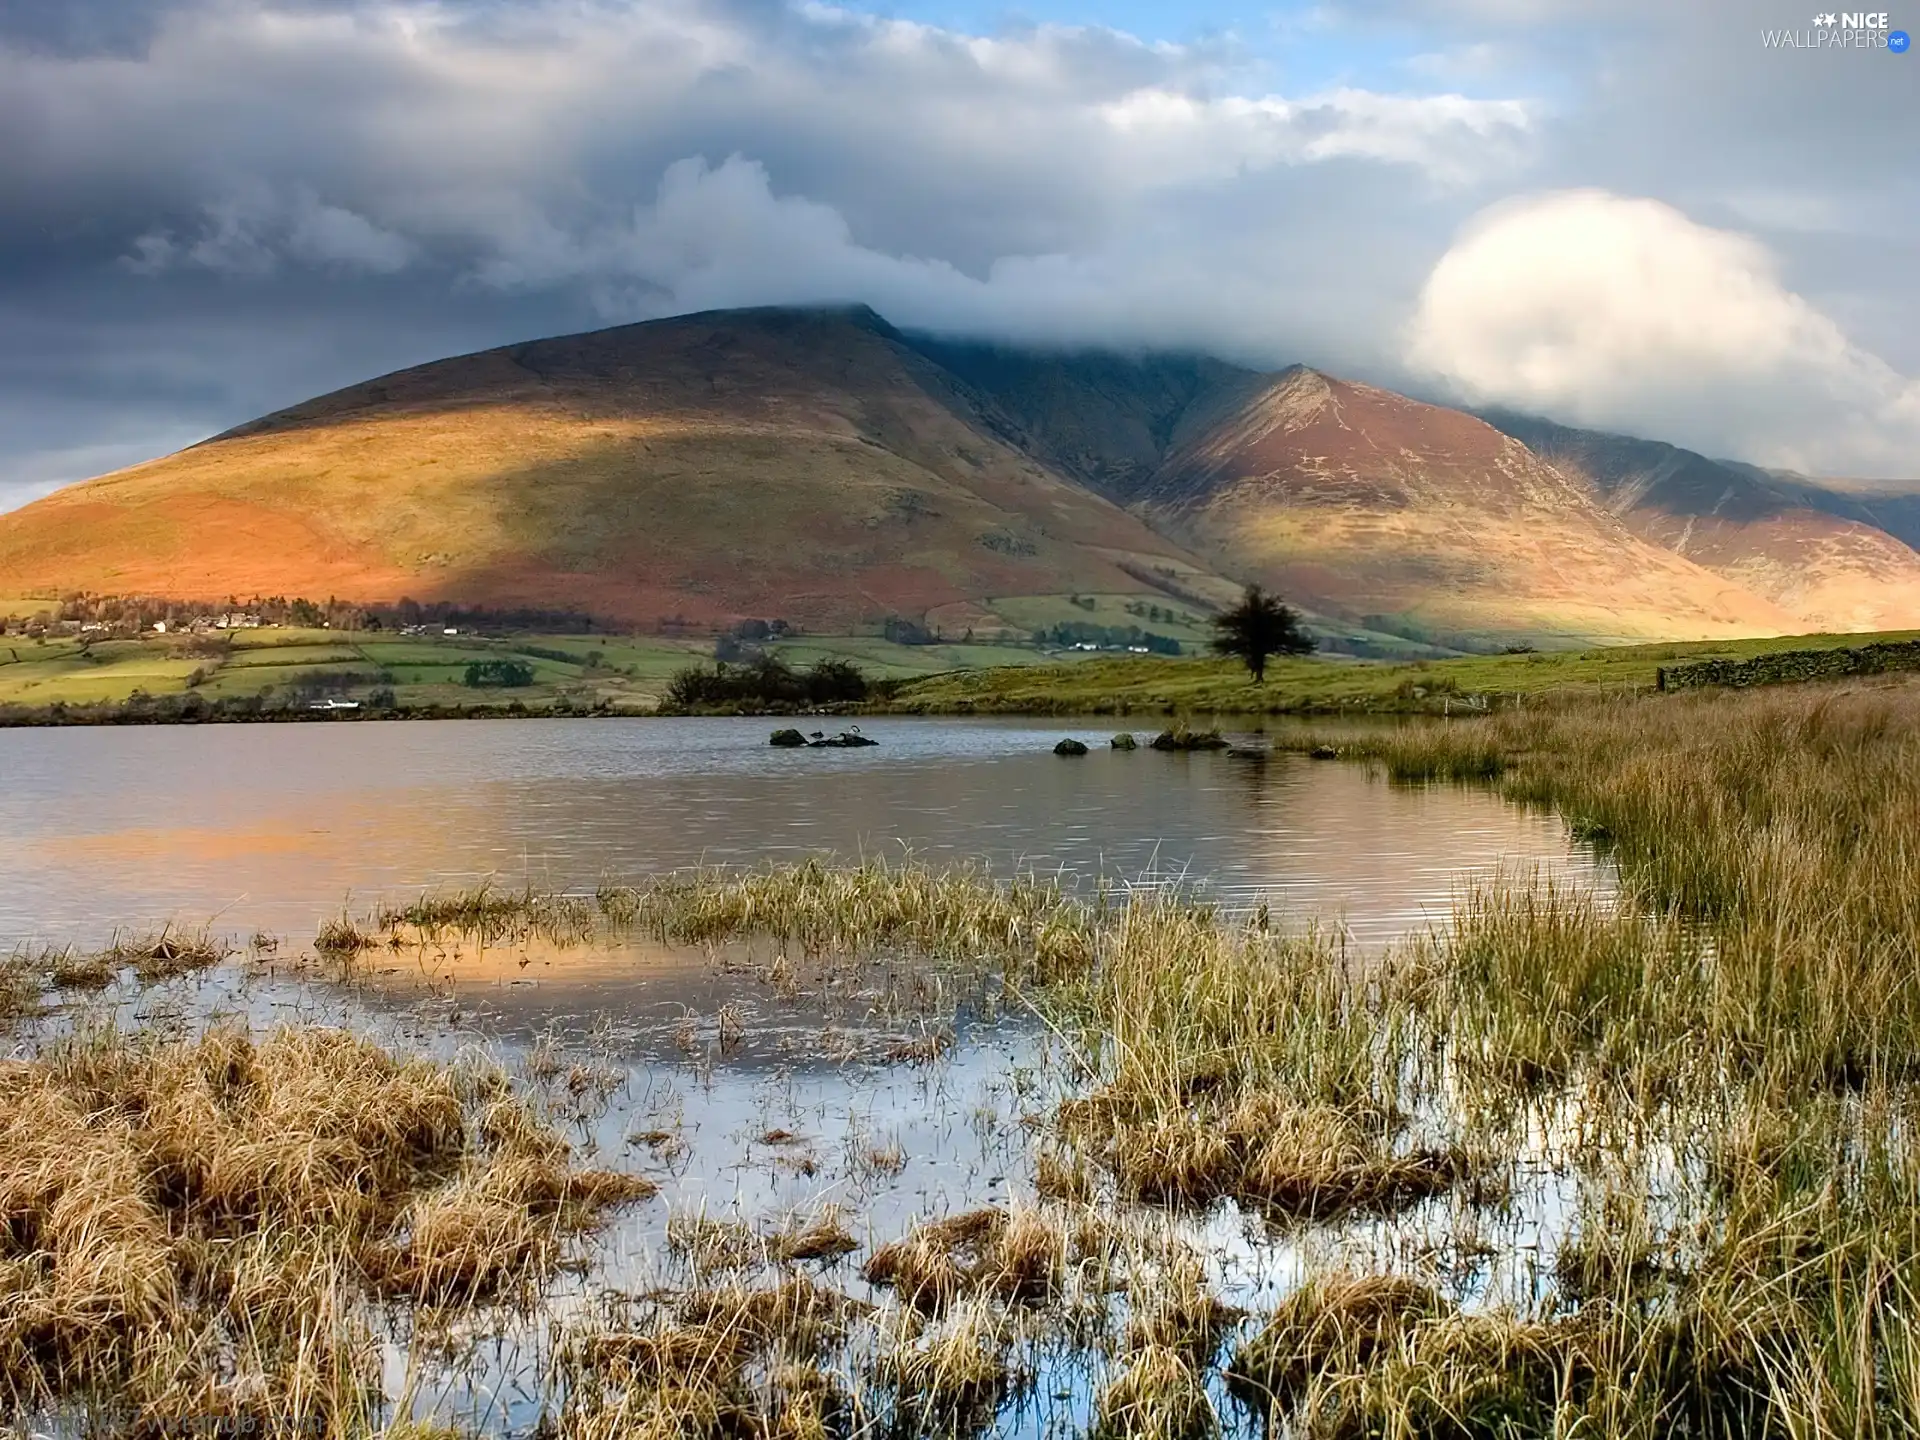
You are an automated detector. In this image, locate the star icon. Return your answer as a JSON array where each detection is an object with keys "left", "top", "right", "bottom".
[{"left": 1822, "top": 11, "right": 1838, "bottom": 22}]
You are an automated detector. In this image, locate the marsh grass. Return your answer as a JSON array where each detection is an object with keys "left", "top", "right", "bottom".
[
  {"left": 13, "top": 677, "right": 1920, "bottom": 1436},
  {"left": 594, "top": 858, "right": 1099, "bottom": 979},
  {"left": 46, "top": 945, "right": 119, "bottom": 990},
  {"left": 98, "top": 925, "right": 231, "bottom": 981},
  {"left": 0, "top": 951, "right": 41, "bottom": 1018},
  {"left": 766, "top": 1210, "right": 861, "bottom": 1264},
  {"left": 1093, "top": 1344, "right": 1218, "bottom": 1440},
  {"left": 0, "top": 1024, "right": 654, "bottom": 1432}
]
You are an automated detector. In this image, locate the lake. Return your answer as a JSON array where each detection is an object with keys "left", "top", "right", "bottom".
[
  {"left": 0, "top": 715, "right": 1602, "bottom": 950},
  {"left": 1, "top": 714, "right": 1614, "bottom": 1437}
]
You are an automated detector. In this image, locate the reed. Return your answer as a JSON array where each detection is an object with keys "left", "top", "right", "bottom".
[
  {"left": 0, "top": 1024, "right": 654, "bottom": 1431},
  {"left": 10, "top": 675, "right": 1920, "bottom": 1436}
]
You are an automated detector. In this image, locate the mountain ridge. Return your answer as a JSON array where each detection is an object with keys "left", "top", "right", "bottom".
[
  {"left": 1479, "top": 410, "right": 1920, "bottom": 634},
  {"left": 3, "top": 304, "right": 1917, "bottom": 644}
]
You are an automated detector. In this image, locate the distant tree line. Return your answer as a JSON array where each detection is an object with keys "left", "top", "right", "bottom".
[
  {"left": 0, "top": 691, "right": 621, "bottom": 728},
  {"left": 6, "top": 591, "right": 604, "bottom": 636},
  {"left": 664, "top": 656, "right": 873, "bottom": 712},
  {"left": 713, "top": 618, "right": 799, "bottom": 663},
  {"left": 1122, "top": 599, "right": 1197, "bottom": 627},
  {"left": 882, "top": 617, "right": 939, "bottom": 646}
]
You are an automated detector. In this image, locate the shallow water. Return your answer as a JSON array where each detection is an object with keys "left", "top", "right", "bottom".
[
  {"left": 4, "top": 715, "right": 1611, "bottom": 1437},
  {"left": 0, "top": 715, "right": 1601, "bottom": 949},
  {"left": 45, "top": 909, "right": 1584, "bottom": 1439}
]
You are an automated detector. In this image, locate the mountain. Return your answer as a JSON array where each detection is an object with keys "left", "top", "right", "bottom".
[
  {"left": 1479, "top": 412, "right": 1920, "bottom": 634},
  {"left": 928, "top": 345, "right": 1797, "bottom": 642},
  {"left": 0, "top": 307, "right": 1238, "bottom": 631},
  {"left": 2, "top": 303, "right": 1915, "bottom": 644},
  {"left": 1137, "top": 370, "right": 1797, "bottom": 643},
  {"left": 1749, "top": 471, "right": 1920, "bottom": 553}
]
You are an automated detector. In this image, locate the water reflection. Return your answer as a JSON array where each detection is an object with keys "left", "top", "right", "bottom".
[{"left": 0, "top": 716, "right": 1603, "bottom": 948}]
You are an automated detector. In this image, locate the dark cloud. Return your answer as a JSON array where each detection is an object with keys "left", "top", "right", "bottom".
[
  {"left": 0, "top": 0, "right": 173, "bottom": 57},
  {"left": 0, "top": 0, "right": 1914, "bottom": 511}
]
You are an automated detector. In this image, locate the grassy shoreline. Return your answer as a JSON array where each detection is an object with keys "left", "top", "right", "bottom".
[{"left": 8, "top": 676, "right": 1920, "bottom": 1434}]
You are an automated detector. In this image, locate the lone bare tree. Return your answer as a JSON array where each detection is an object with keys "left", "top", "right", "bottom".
[{"left": 1210, "top": 585, "right": 1314, "bottom": 682}]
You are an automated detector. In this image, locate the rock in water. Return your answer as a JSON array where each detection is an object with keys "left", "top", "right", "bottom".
[
  {"left": 1110, "top": 733, "right": 1138, "bottom": 750},
  {"left": 1151, "top": 727, "right": 1230, "bottom": 752},
  {"left": 770, "top": 728, "right": 807, "bottom": 748},
  {"left": 1054, "top": 738, "right": 1090, "bottom": 756},
  {"left": 811, "top": 730, "right": 879, "bottom": 748}
]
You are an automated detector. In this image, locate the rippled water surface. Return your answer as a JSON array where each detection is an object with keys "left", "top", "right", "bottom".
[{"left": 1, "top": 715, "right": 1601, "bottom": 948}]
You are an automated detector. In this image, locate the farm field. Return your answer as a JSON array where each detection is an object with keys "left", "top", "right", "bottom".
[
  {"left": 883, "top": 627, "right": 1920, "bottom": 715},
  {"left": 0, "top": 621, "right": 1090, "bottom": 716}
]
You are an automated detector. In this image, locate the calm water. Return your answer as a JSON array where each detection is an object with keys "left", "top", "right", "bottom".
[
  {"left": 0, "top": 715, "right": 1602, "bottom": 949},
  {"left": 6, "top": 715, "right": 1608, "bottom": 1437}
]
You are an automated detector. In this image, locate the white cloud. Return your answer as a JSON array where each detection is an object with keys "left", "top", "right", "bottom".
[
  {"left": 3, "top": 0, "right": 1918, "bottom": 497},
  {"left": 1406, "top": 189, "right": 1920, "bottom": 474},
  {"left": 467, "top": 153, "right": 1439, "bottom": 369},
  {"left": 119, "top": 187, "right": 415, "bottom": 277},
  {"left": 286, "top": 191, "right": 416, "bottom": 273}
]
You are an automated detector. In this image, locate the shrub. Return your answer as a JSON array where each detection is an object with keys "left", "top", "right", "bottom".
[
  {"left": 664, "top": 656, "right": 870, "bottom": 710},
  {"left": 464, "top": 659, "right": 535, "bottom": 688}
]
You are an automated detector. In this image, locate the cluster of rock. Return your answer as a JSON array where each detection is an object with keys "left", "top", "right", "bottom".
[
  {"left": 769, "top": 728, "right": 880, "bottom": 749},
  {"left": 1052, "top": 726, "right": 1238, "bottom": 756}
]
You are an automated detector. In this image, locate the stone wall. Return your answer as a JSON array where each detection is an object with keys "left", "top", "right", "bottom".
[{"left": 1657, "top": 640, "right": 1920, "bottom": 692}]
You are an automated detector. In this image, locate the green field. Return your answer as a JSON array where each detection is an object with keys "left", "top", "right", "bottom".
[
  {"left": 10, "top": 618, "right": 1918, "bottom": 720},
  {"left": 880, "top": 629, "right": 1920, "bottom": 715},
  {"left": 0, "top": 624, "right": 1087, "bottom": 715}
]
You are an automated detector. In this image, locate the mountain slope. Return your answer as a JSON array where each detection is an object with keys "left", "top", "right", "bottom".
[
  {"left": 894, "top": 342, "right": 1804, "bottom": 642},
  {"left": 0, "top": 307, "right": 1235, "bottom": 630},
  {"left": 2, "top": 305, "right": 1912, "bottom": 644},
  {"left": 1135, "top": 370, "right": 1796, "bottom": 642},
  {"left": 1480, "top": 412, "right": 1920, "bottom": 634}
]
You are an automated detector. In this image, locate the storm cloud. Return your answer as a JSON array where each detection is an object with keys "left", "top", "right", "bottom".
[{"left": 0, "top": 0, "right": 1915, "bottom": 511}]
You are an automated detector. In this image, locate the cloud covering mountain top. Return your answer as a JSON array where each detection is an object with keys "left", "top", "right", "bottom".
[{"left": 0, "top": 0, "right": 1914, "bottom": 510}]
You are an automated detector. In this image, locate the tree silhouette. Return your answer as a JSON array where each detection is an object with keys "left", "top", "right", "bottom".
[{"left": 1210, "top": 585, "right": 1314, "bottom": 682}]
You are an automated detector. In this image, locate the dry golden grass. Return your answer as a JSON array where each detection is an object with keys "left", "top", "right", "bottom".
[
  {"left": 47, "top": 946, "right": 120, "bottom": 990},
  {"left": 875, "top": 1298, "right": 1012, "bottom": 1432},
  {"left": 0, "top": 1024, "right": 654, "bottom": 1429},
  {"left": 666, "top": 1214, "right": 767, "bottom": 1276},
  {"left": 765, "top": 1210, "right": 861, "bottom": 1264},
  {"left": 562, "top": 1280, "right": 868, "bottom": 1440},
  {"left": 1229, "top": 1274, "right": 1453, "bottom": 1406},
  {"left": 0, "top": 953, "right": 39, "bottom": 1019},
  {"left": 862, "top": 1205, "right": 1075, "bottom": 1313},
  {"left": 1094, "top": 1345, "right": 1218, "bottom": 1440}
]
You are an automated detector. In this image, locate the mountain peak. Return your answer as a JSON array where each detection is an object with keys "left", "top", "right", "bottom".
[{"left": 4, "top": 311, "right": 1916, "bottom": 643}]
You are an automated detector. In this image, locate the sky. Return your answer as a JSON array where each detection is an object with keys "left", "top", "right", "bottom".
[{"left": 1, "top": 0, "right": 1916, "bottom": 514}]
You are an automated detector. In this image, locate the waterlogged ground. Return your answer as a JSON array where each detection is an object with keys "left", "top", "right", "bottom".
[
  {"left": 12, "top": 892, "right": 1591, "bottom": 1436},
  {"left": 2, "top": 720, "right": 1617, "bottom": 1437}
]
